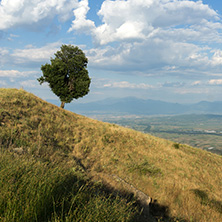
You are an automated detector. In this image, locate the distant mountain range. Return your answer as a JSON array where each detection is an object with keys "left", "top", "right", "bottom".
[{"left": 50, "top": 97, "right": 222, "bottom": 116}]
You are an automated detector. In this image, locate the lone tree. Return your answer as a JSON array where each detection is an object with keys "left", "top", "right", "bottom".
[{"left": 38, "top": 44, "right": 91, "bottom": 108}]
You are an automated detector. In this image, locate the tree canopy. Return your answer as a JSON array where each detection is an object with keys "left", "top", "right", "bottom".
[{"left": 38, "top": 44, "right": 91, "bottom": 108}]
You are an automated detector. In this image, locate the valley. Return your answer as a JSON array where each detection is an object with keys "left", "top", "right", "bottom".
[{"left": 99, "top": 114, "right": 222, "bottom": 155}]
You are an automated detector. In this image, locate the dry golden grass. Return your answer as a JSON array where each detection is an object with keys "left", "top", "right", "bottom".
[{"left": 1, "top": 88, "right": 222, "bottom": 221}]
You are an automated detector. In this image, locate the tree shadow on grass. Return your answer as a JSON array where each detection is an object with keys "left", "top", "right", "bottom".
[
  {"left": 192, "top": 189, "right": 222, "bottom": 214},
  {"left": 132, "top": 199, "right": 188, "bottom": 222},
  {"left": 97, "top": 179, "right": 188, "bottom": 222},
  {"left": 35, "top": 170, "right": 188, "bottom": 222}
]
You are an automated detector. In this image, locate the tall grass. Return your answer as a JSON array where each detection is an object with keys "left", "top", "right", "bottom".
[{"left": 0, "top": 150, "right": 137, "bottom": 222}]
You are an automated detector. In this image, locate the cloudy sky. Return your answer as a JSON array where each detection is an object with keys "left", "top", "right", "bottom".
[{"left": 1, "top": 0, "right": 222, "bottom": 105}]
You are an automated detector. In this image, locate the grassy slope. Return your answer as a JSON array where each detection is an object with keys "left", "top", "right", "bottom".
[{"left": 0, "top": 88, "right": 222, "bottom": 221}]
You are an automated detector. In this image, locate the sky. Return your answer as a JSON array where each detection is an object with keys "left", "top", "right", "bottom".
[{"left": 1, "top": 0, "right": 222, "bottom": 105}]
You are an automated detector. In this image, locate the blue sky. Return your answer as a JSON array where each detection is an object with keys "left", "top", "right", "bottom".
[{"left": 1, "top": 0, "right": 222, "bottom": 105}]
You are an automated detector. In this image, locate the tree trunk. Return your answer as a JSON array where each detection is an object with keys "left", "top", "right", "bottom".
[{"left": 60, "top": 101, "right": 65, "bottom": 109}]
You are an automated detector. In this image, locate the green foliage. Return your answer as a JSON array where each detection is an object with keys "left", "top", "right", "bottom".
[
  {"left": 127, "top": 155, "right": 162, "bottom": 176},
  {"left": 173, "top": 143, "right": 180, "bottom": 149},
  {"left": 0, "top": 150, "right": 137, "bottom": 222},
  {"left": 102, "top": 134, "right": 115, "bottom": 144},
  {"left": 38, "top": 44, "right": 91, "bottom": 107}
]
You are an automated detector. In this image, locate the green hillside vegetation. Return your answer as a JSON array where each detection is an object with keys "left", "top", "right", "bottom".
[{"left": 0, "top": 88, "right": 222, "bottom": 222}]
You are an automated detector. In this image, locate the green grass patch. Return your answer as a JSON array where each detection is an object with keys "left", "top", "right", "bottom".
[
  {"left": 127, "top": 155, "right": 162, "bottom": 176},
  {"left": 0, "top": 150, "right": 138, "bottom": 222}
]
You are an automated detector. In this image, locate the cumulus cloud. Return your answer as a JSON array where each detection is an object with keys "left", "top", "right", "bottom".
[
  {"left": 0, "top": 70, "right": 37, "bottom": 78},
  {"left": 68, "top": 0, "right": 95, "bottom": 34},
  {"left": 86, "top": 38, "right": 210, "bottom": 73},
  {"left": 0, "top": 0, "right": 78, "bottom": 30},
  {"left": 208, "top": 79, "right": 222, "bottom": 85},
  {"left": 211, "top": 50, "right": 222, "bottom": 66},
  {"left": 192, "top": 80, "right": 202, "bottom": 86},
  {"left": 70, "top": 0, "right": 222, "bottom": 78},
  {"left": 11, "top": 42, "right": 61, "bottom": 64},
  {"left": 19, "top": 79, "right": 39, "bottom": 88},
  {"left": 0, "top": 42, "right": 63, "bottom": 68},
  {"left": 70, "top": 0, "right": 221, "bottom": 45}
]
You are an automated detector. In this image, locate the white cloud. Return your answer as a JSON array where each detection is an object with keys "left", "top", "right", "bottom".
[
  {"left": 103, "top": 81, "right": 153, "bottom": 89},
  {"left": 70, "top": 0, "right": 221, "bottom": 45},
  {"left": 11, "top": 42, "right": 61, "bottom": 64},
  {"left": 0, "top": 47, "right": 9, "bottom": 56},
  {"left": 71, "top": 0, "right": 222, "bottom": 78},
  {"left": 211, "top": 50, "right": 222, "bottom": 66},
  {"left": 19, "top": 79, "right": 39, "bottom": 88},
  {"left": 0, "top": 0, "right": 78, "bottom": 30},
  {"left": 87, "top": 45, "right": 128, "bottom": 69},
  {"left": 192, "top": 80, "right": 202, "bottom": 86},
  {"left": 68, "top": 0, "right": 95, "bottom": 34},
  {"left": 208, "top": 79, "right": 222, "bottom": 85},
  {"left": 153, "top": 0, "right": 218, "bottom": 27},
  {"left": 0, "top": 70, "right": 37, "bottom": 77},
  {"left": 87, "top": 38, "right": 210, "bottom": 73}
]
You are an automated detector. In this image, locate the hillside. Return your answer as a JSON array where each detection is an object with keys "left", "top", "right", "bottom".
[{"left": 0, "top": 88, "right": 222, "bottom": 222}]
